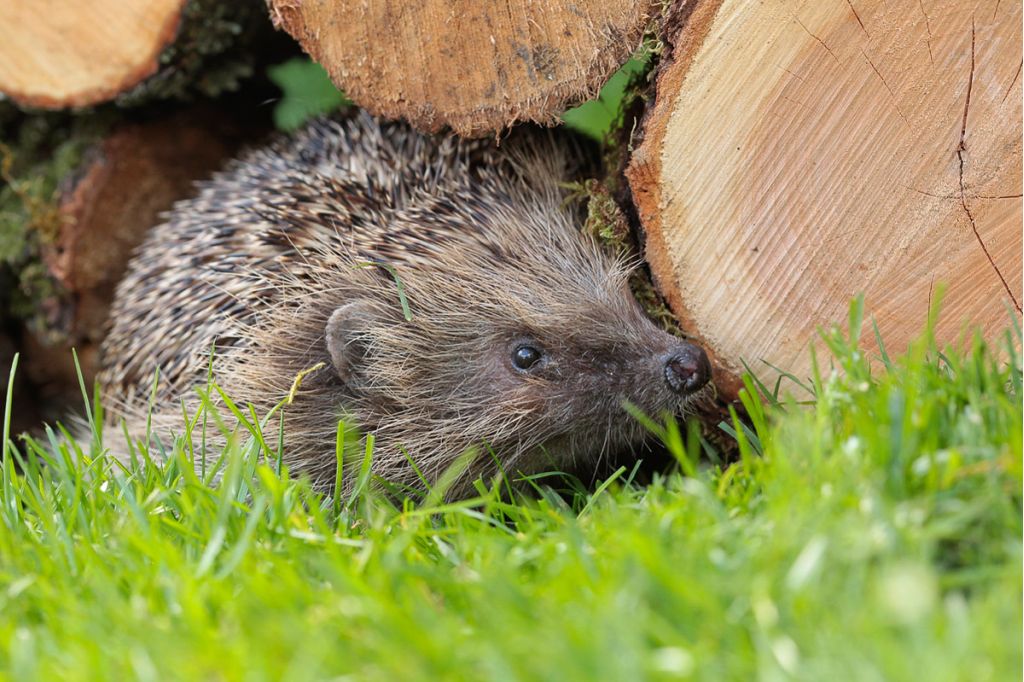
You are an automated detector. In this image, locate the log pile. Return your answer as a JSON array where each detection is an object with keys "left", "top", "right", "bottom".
[
  {"left": 0, "top": 0, "right": 277, "bottom": 418},
  {"left": 0, "top": 0, "right": 1019, "bottom": 421}
]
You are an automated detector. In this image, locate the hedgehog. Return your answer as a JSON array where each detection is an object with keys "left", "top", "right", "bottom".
[{"left": 97, "top": 112, "right": 713, "bottom": 496}]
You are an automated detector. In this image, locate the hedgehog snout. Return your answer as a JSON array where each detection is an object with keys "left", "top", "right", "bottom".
[{"left": 662, "top": 343, "right": 711, "bottom": 395}]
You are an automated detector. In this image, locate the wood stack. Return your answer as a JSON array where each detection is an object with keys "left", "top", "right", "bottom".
[{"left": 1, "top": 0, "right": 1019, "bottom": 414}]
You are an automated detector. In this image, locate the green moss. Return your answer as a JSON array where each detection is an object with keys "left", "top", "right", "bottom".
[
  {"left": 580, "top": 179, "right": 630, "bottom": 251},
  {"left": 567, "top": 175, "right": 681, "bottom": 337},
  {"left": 0, "top": 106, "right": 112, "bottom": 338},
  {"left": 559, "top": 39, "right": 681, "bottom": 336},
  {"left": 561, "top": 57, "right": 650, "bottom": 142},
  {"left": 561, "top": 25, "right": 663, "bottom": 145},
  {"left": 630, "top": 276, "right": 683, "bottom": 335}
]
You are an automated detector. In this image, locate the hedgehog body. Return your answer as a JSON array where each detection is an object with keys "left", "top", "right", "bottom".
[{"left": 98, "top": 114, "right": 711, "bottom": 494}]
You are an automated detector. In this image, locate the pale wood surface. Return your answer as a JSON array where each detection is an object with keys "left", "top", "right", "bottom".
[
  {"left": 268, "top": 0, "right": 653, "bottom": 136},
  {"left": 0, "top": 0, "right": 185, "bottom": 107},
  {"left": 628, "top": 0, "right": 1022, "bottom": 397}
]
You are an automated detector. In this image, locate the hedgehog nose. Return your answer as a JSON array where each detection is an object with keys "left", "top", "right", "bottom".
[{"left": 664, "top": 344, "right": 711, "bottom": 395}]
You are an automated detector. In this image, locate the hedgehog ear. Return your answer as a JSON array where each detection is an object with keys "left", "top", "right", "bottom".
[{"left": 326, "top": 301, "right": 375, "bottom": 383}]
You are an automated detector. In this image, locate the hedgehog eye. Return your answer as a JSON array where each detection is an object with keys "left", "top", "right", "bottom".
[{"left": 511, "top": 344, "right": 543, "bottom": 371}]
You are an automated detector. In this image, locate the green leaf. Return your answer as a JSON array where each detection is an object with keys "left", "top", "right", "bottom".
[
  {"left": 268, "top": 59, "right": 351, "bottom": 131},
  {"left": 561, "top": 57, "right": 648, "bottom": 141}
]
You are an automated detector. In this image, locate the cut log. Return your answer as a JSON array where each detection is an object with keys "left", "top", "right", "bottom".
[
  {"left": 627, "top": 0, "right": 1023, "bottom": 399},
  {"left": 19, "top": 108, "right": 266, "bottom": 412},
  {"left": 0, "top": 0, "right": 186, "bottom": 107},
  {"left": 267, "top": 0, "right": 655, "bottom": 137},
  {"left": 0, "top": 1, "right": 270, "bottom": 108}
]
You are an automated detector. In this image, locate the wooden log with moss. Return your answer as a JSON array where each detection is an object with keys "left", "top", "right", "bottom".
[
  {"left": 627, "top": 0, "right": 1023, "bottom": 398},
  {"left": 1, "top": 106, "right": 266, "bottom": 414}
]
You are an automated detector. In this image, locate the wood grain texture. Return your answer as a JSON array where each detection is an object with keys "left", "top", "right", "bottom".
[
  {"left": 628, "top": 0, "right": 1022, "bottom": 397},
  {"left": 0, "top": 0, "right": 186, "bottom": 107},
  {"left": 267, "top": 0, "right": 654, "bottom": 136}
]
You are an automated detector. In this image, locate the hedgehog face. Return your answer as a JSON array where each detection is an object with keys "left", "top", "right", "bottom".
[
  {"left": 499, "top": 322, "right": 712, "bottom": 419},
  {"left": 484, "top": 295, "right": 714, "bottom": 460},
  {"left": 323, "top": 258, "right": 713, "bottom": 488}
]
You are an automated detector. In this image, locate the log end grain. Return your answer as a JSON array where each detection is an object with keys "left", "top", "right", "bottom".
[
  {"left": 0, "top": 0, "right": 187, "bottom": 108},
  {"left": 628, "top": 0, "right": 1022, "bottom": 399}
]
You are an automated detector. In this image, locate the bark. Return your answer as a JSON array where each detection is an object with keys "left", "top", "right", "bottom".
[{"left": 266, "top": 0, "right": 656, "bottom": 136}]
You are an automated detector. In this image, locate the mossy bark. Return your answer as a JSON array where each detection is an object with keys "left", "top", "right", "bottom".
[
  {"left": 0, "top": 104, "right": 270, "bottom": 423},
  {"left": 0, "top": 106, "right": 111, "bottom": 342},
  {"left": 0, "top": 0, "right": 293, "bottom": 424}
]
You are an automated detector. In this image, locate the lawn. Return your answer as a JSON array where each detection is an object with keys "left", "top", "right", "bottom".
[{"left": 0, "top": 300, "right": 1020, "bottom": 681}]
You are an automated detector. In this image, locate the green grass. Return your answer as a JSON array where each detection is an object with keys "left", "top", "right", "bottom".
[{"left": 0, "top": 300, "right": 1020, "bottom": 681}]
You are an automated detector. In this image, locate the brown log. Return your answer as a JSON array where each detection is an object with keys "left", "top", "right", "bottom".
[
  {"left": 627, "top": 0, "right": 1023, "bottom": 399},
  {"left": 0, "top": 0, "right": 186, "bottom": 108},
  {"left": 267, "top": 0, "right": 655, "bottom": 137},
  {"left": 20, "top": 108, "right": 266, "bottom": 409}
]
